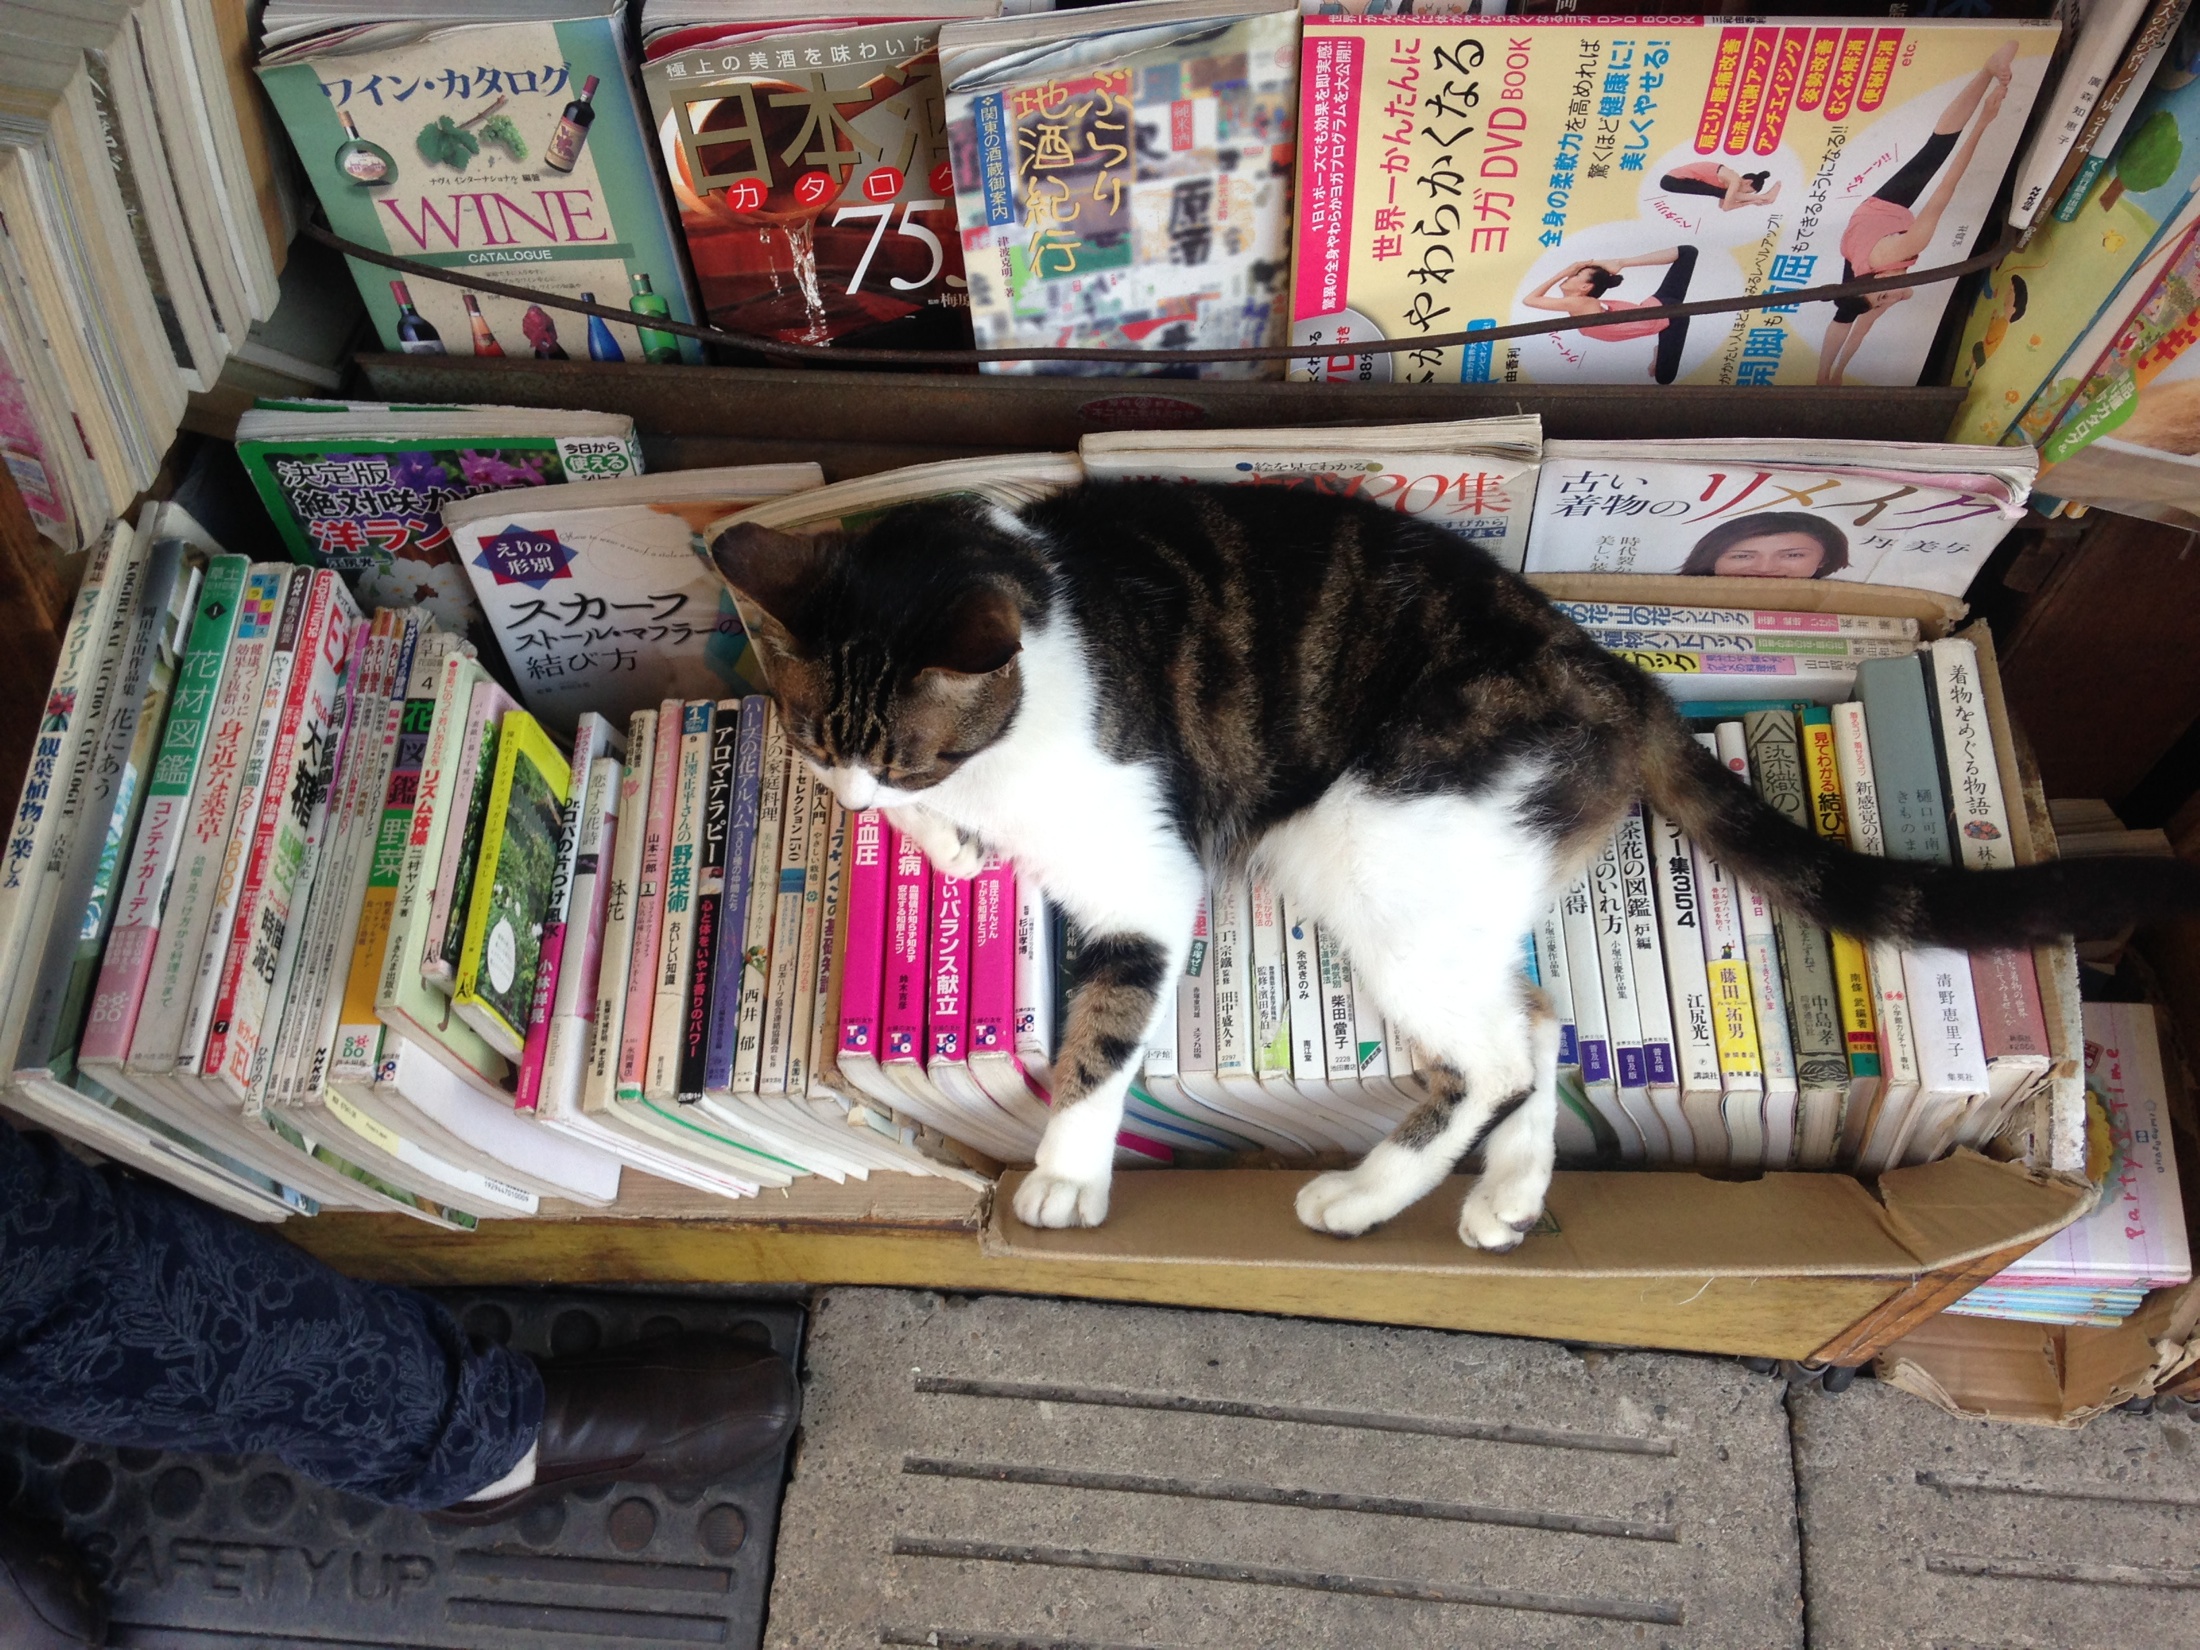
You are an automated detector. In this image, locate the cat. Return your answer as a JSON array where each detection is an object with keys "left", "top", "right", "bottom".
[{"left": 710, "top": 479, "right": 2198, "bottom": 1247}]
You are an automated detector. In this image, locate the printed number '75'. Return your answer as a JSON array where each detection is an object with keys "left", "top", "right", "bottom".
[{"left": 830, "top": 199, "right": 955, "bottom": 294}]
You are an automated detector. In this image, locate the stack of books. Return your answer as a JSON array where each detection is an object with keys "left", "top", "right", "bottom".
[
  {"left": 0, "top": 0, "right": 290, "bottom": 554},
  {"left": 1949, "top": 1000, "right": 2191, "bottom": 1327}
]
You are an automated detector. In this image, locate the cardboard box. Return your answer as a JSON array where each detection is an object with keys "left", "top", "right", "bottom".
[{"left": 286, "top": 572, "right": 2098, "bottom": 1367}]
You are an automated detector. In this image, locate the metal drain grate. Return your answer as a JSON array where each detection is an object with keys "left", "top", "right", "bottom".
[{"left": 0, "top": 1290, "right": 802, "bottom": 1650}]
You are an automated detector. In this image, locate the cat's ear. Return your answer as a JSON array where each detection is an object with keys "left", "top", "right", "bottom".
[
  {"left": 710, "top": 521, "right": 836, "bottom": 685},
  {"left": 917, "top": 584, "right": 1022, "bottom": 680}
]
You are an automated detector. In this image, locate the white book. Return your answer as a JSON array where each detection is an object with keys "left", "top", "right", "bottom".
[
  {"left": 1588, "top": 827, "right": 1667, "bottom": 1159},
  {"left": 542, "top": 756, "right": 624, "bottom": 1126},
  {"left": 1560, "top": 867, "right": 1637, "bottom": 1160},
  {"left": 1832, "top": 702, "right": 1926, "bottom": 1171},
  {"left": 1316, "top": 927, "right": 1364, "bottom": 1095},
  {"left": 1008, "top": 874, "right": 1056, "bottom": 1107},
  {"left": 584, "top": 711, "right": 652, "bottom": 1117},
  {"left": 1178, "top": 889, "right": 1309, "bottom": 1152},
  {"left": 1547, "top": 600, "right": 1919, "bottom": 641},
  {"left": 1646, "top": 808, "right": 1726, "bottom": 1170},
  {"left": 1208, "top": 874, "right": 1331, "bottom": 1145},
  {"left": 1251, "top": 881, "right": 1366, "bottom": 1150},
  {"left": 1893, "top": 947, "right": 1993, "bottom": 1167},
  {"left": 1533, "top": 897, "right": 1578, "bottom": 1075},
  {"left": 1711, "top": 724, "right": 1800, "bottom": 1169},
  {"left": 785, "top": 778, "right": 833, "bottom": 1098},
  {"left": 647, "top": 701, "right": 713, "bottom": 1101},
  {"left": 1686, "top": 757, "right": 1766, "bottom": 1172},
  {"left": 1345, "top": 960, "right": 1405, "bottom": 1118},
  {"left": 760, "top": 761, "right": 816, "bottom": 1097},
  {"left": 1284, "top": 899, "right": 1327, "bottom": 1090},
  {"left": 1617, "top": 804, "right": 1688, "bottom": 1163}
]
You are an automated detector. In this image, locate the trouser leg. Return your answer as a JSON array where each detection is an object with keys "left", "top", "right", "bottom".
[{"left": 0, "top": 1121, "right": 541, "bottom": 1509}]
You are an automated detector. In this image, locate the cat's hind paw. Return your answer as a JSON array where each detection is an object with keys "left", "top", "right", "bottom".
[
  {"left": 1457, "top": 1176, "right": 1546, "bottom": 1252},
  {"left": 1013, "top": 1167, "right": 1111, "bottom": 1228}
]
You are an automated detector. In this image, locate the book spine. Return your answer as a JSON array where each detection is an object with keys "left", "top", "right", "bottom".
[
  {"left": 1587, "top": 826, "right": 1661, "bottom": 1157},
  {"left": 1713, "top": 723, "right": 1800, "bottom": 1169},
  {"left": 84, "top": 555, "right": 247, "bottom": 1068},
  {"left": 679, "top": 702, "right": 741, "bottom": 1101},
  {"left": 618, "top": 697, "right": 682, "bottom": 1101},
  {"left": 881, "top": 826, "right": 930, "bottom": 1084},
  {"left": 585, "top": 710, "right": 653, "bottom": 1113},
  {"left": 967, "top": 853, "right": 1015, "bottom": 1078},
  {"left": 1534, "top": 897, "right": 1578, "bottom": 1070},
  {"left": 807, "top": 801, "right": 850, "bottom": 1097},
  {"left": 449, "top": 713, "right": 548, "bottom": 1057},
  {"left": 1800, "top": 705, "right": 1883, "bottom": 1095},
  {"left": 705, "top": 697, "right": 766, "bottom": 1092},
  {"left": 1646, "top": 807, "right": 1724, "bottom": 1165},
  {"left": 1585, "top": 627, "right": 1914, "bottom": 659},
  {"left": 333, "top": 632, "right": 452, "bottom": 1084},
  {"left": 210, "top": 578, "right": 356, "bottom": 1100},
  {"left": 1012, "top": 867, "right": 1054, "bottom": 1098},
  {"left": 835, "top": 808, "right": 889, "bottom": 1080},
  {"left": 180, "top": 568, "right": 312, "bottom": 1081},
  {"left": 647, "top": 702, "right": 712, "bottom": 1100},
  {"left": 1285, "top": 900, "right": 1326, "bottom": 1088},
  {"left": 429, "top": 685, "right": 513, "bottom": 989},
  {"left": 760, "top": 760, "right": 815, "bottom": 1095},
  {"left": 732, "top": 707, "right": 789, "bottom": 1095},
  {"left": 1547, "top": 601, "right": 1916, "bottom": 639},
  {"left": 518, "top": 714, "right": 613, "bottom": 1109},
  {"left": 544, "top": 755, "right": 621, "bottom": 1120},
  {"left": 1832, "top": 700, "right": 1925, "bottom": 1168},
  {"left": 1210, "top": 877, "right": 1251, "bottom": 1091},
  {"left": 1685, "top": 743, "right": 1766, "bottom": 1167},
  {"left": 785, "top": 778, "right": 832, "bottom": 1096},
  {"left": 129, "top": 566, "right": 286, "bottom": 1075},
  {"left": 274, "top": 612, "right": 404, "bottom": 1104},
  {"left": 1741, "top": 708, "right": 1849, "bottom": 1168},
  {"left": 251, "top": 613, "right": 374, "bottom": 1105},
  {"left": 1317, "top": 925, "right": 1359, "bottom": 1089},
  {"left": 927, "top": 861, "right": 971, "bottom": 1090},
  {"left": 1855, "top": 655, "right": 1953, "bottom": 866},
  {"left": 1348, "top": 958, "right": 1391, "bottom": 1095},
  {"left": 1248, "top": 879, "right": 1295, "bottom": 1090},
  {"left": 1177, "top": 892, "right": 1217, "bottom": 1091},
  {"left": 1603, "top": 647, "right": 1866, "bottom": 701},
  {"left": 1616, "top": 804, "right": 1683, "bottom": 1154},
  {"left": 1559, "top": 868, "right": 1630, "bottom": 1157}
]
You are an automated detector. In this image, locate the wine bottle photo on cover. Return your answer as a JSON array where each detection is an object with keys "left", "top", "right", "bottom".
[
  {"left": 581, "top": 291, "right": 625, "bottom": 361},
  {"left": 544, "top": 74, "right": 599, "bottom": 173},
  {"left": 333, "top": 109, "right": 393, "bottom": 186},
  {"left": 630, "top": 273, "right": 679, "bottom": 364},
  {"left": 390, "top": 280, "right": 443, "bottom": 353},
  {"left": 464, "top": 293, "right": 505, "bottom": 357}
]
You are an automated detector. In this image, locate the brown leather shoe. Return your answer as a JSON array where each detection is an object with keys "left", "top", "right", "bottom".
[
  {"left": 434, "top": 1332, "right": 797, "bottom": 1525},
  {"left": 0, "top": 1516, "right": 105, "bottom": 1647}
]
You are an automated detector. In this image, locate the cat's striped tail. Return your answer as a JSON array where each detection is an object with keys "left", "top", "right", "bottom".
[{"left": 1639, "top": 718, "right": 2200, "bottom": 948}]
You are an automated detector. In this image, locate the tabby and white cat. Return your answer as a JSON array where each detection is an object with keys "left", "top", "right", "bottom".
[{"left": 712, "top": 481, "right": 2191, "bottom": 1246}]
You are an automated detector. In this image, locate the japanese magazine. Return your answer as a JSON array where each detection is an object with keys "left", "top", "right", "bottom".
[
  {"left": 640, "top": 21, "right": 976, "bottom": 352},
  {"left": 1522, "top": 438, "right": 2037, "bottom": 597},
  {"left": 256, "top": 0, "right": 707, "bottom": 366},
  {"left": 234, "top": 399, "right": 644, "bottom": 638},
  {"left": 1288, "top": 17, "right": 2057, "bottom": 386},
  {"left": 939, "top": 0, "right": 1301, "bottom": 376},
  {"left": 440, "top": 464, "right": 823, "bottom": 736}
]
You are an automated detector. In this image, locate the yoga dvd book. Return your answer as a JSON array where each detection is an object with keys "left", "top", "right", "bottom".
[{"left": 1288, "top": 17, "right": 2056, "bottom": 386}]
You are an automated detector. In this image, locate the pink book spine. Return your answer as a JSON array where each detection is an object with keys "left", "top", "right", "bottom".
[
  {"left": 202, "top": 573, "right": 336, "bottom": 1081},
  {"left": 967, "top": 856, "right": 1014, "bottom": 1061},
  {"left": 837, "top": 808, "right": 888, "bottom": 1061},
  {"left": 929, "top": 867, "right": 971, "bottom": 1071},
  {"left": 881, "top": 827, "right": 929, "bottom": 1071},
  {"left": 1974, "top": 947, "right": 2051, "bottom": 1060},
  {"left": 618, "top": 696, "right": 682, "bottom": 1093}
]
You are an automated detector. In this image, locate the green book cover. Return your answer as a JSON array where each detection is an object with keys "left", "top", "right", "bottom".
[
  {"left": 254, "top": 7, "right": 704, "bottom": 365},
  {"left": 455, "top": 710, "right": 571, "bottom": 1058}
]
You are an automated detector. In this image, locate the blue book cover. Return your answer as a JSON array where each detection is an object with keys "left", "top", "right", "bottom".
[
  {"left": 1855, "top": 656, "right": 1953, "bottom": 867},
  {"left": 703, "top": 696, "right": 767, "bottom": 1092}
]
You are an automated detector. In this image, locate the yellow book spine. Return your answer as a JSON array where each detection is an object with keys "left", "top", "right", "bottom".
[
  {"left": 1706, "top": 954, "right": 1763, "bottom": 1083},
  {"left": 1802, "top": 711, "right": 1880, "bottom": 1077},
  {"left": 453, "top": 711, "right": 571, "bottom": 1052}
]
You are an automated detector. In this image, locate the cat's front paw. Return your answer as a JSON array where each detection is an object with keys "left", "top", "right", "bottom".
[
  {"left": 1457, "top": 1175, "right": 1546, "bottom": 1252},
  {"left": 1295, "top": 1166, "right": 1397, "bottom": 1237},
  {"left": 1013, "top": 1167, "right": 1111, "bottom": 1228},
  {"left": 884, "top": 804, "right": 989, "bottom": 879}
]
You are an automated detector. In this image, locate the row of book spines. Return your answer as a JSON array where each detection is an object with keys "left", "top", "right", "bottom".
[{"left": 1539, "top": 659, "right": 2050, "bottom": 1171}]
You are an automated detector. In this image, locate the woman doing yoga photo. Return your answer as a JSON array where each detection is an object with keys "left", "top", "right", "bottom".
[
  {"left": 1660, "top": 162, "right": 1781, "bottom": 211},
  {"left": 1819, "top": 41, "right": 2017, "bottom": 386},
  {"left": 1523, "top": 244, "right": 1700, "bottom": 383}
]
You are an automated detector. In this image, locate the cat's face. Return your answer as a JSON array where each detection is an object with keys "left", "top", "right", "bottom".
[{"left": 710, "top": 516, "right": 1027, "bottom": 812}]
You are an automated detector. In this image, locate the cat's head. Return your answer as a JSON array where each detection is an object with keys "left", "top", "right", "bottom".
[{"left": 709, "top": 501, "right": 1041, "bottom": 812}]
